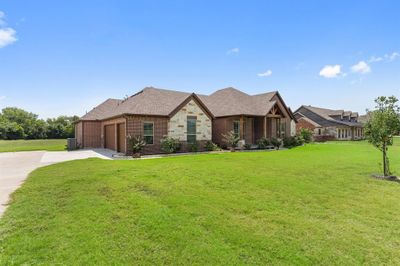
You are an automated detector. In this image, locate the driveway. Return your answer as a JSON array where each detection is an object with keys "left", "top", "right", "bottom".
[{"left": 0, "top": 149, "right": 113, "bottom": 217}]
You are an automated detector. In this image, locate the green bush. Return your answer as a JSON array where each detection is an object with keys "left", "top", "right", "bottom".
[
  {"left": 204, "top": 141, "right": 221, "bottom": 151},
  {"left": 243, "top": 143, "right": 251, "bottom": 150},
  {"left": 127, "top": 135, "right": 146, "bottom": 153},
  {"left": 188, "top": 141, "right": 199, "bottom": 152},
  {"left": 283, "top": 136, "right": 305, "bottom": 148},
  {"left": 257, "top": 137, "right": 270, "bottom": 149},
  {"left": 160, "top": 136, "right": 181, "bottom": 153},
  {"left": 300, "top": 128, "right": 313, "bottom": 143},
  {"left": 222, "top": 131, "right": 240, "bottom": 150},
  {"left": 271, "top": 138, "right": 282, "bottom": 149}
]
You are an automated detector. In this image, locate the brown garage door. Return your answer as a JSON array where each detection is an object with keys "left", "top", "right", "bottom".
[
  {"left": 117, "top": 123, "right": 126, "bottom": 153},
  {"left": 104, "top": 124, "right": 116, "bottom": 151}
]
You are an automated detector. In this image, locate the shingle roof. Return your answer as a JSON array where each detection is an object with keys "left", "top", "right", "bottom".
[
  {"left": 114, "top": 87, "right": 192, "bottom": 117},
  {"left": 198, "top": 87, "right": 277, "bottom": 117},
  {"left": 80, "top": 98, "right": 122, "bottom": 120},
  {"left": 298, "top": 105, "right": 363, "bottom": 127},
  {"left": 80, "top": 87, "right": 293, "bottom": 121}
]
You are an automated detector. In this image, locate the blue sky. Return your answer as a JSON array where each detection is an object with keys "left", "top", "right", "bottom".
[{"left": 0, "top": 0, "right": 399, "bottom": 118}]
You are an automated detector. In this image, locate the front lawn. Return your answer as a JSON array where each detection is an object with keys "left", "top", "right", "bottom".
[
  {"left": 1, "top": 141, "right": 400, "bottom": 264},
  {"left": 0, "top": 139, "right": 66, "bottom": 152}
]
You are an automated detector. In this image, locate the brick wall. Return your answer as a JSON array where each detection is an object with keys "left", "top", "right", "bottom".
[
  {"left": 126, "top": 115, "right": 168, "bottom": 154},
  {"left": 296, "top": 117, "right": 317, "bottom": 134}
]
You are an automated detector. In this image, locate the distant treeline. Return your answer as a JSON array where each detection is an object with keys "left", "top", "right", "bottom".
[{"left": 0, "top": 107, "right": 79, "bottom": 140}]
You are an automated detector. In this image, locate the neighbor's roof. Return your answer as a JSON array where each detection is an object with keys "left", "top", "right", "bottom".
[
  {"left": 198, "top": 87, "right": 279, "bottom": 117},
  {"left": 296, "top": 105, "right": 363, "bottom": 127}
]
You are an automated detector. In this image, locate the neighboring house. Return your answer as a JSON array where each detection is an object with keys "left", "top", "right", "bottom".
[
  {"left": 198, "top": 88, "right": 296, "bottom": 147},
  {"left": 294, "top": 105, "right": 364, "bottom": 140},
  {"left": 75, "top": 87, "right": 296, "bottom": 154}
]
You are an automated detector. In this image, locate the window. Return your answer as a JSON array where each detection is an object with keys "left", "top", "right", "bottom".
[
  {"left": 187, "top": 116, "right": 197, "bottom": 143},
  {"left": 318, "top": 128, "right": 322, "bottom": 135},
  {"left": 337, "top": 129, "right": 341, "bottom": 139},
  {"left": 341, "top": 129, "right": 345, "bottom": 138},
  {"left": 233, "top": 121, "right": 240, "bottom": 138},
  {"left": 143, "top": 122, "right": 154, "bottom": 144}
]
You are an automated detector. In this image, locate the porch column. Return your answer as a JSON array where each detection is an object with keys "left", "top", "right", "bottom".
[
  {"left": 240, "top": 115, "right": 245, "bottom": 140},
  {"left": 263, "top": 116, "right": 267, "bottom": 138}
]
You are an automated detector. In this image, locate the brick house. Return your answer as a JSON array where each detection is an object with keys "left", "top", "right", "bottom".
[
  {"left": 75, "top": 87, "right": 296, "bottom": 154},
  {"left": 198, "top": 88, "right": 296, "bottom": 147},
  {"left": 294, "top": 105, "right": 364, "bottom": 140}
]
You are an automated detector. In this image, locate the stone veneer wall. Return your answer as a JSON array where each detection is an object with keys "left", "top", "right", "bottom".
[{"left": 168, "top": 99, "right": 212, "bottom": 141}]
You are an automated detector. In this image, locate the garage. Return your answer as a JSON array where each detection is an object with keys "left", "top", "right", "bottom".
[
  {"left": 104, "top": 124, "right": 116, "bottom": 151},
  {"left": 117, "top": 123, "right": 126, "bottom": 153}
]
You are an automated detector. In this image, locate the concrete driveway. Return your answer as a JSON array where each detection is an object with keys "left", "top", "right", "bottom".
[{"left": 0, "top": 149, "right": 113, "bottom": 217}]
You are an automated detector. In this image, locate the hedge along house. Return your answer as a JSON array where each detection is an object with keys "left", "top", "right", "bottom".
[
  {"left": 75, "top": 87, "right": 213, "bottom": 154},
  {"left": 294, "top": 105, "right": 364, "bottom": 140},
  {"left": 198, "top": 88, "right": 297, "bottom": 147}
]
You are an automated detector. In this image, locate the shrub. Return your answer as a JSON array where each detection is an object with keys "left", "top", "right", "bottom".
[
  {"left": 222, "top": 131, "right": 240, "bottom": 150},
  {"left": 283, "top": 136, "right": 305, "bottom": 148},
  {"left": 243, "top": 143, "right": 251, "bottom": 150},
  {"left": 160, "top": 136, "right": 181, "bottom": 153},
  {"left": 300, "top": 128, "right": 313, "bottom": 143},
  {"left": 188, "top": 141, "right": 199, "bottom": 152},
  {"left": 271, "top": 138, "right": 282, "bottom": 150},
  {"left": 314, "top": 135, "right": 335, "bottom": 142},
  {"left": 257, "top": 137, "right": 270, "bottom": 149},
  {"left": 126, "top": 135, "right": 146, "bottom": 153},
  {"left": 283, "top": 136, "right": 296, "bottom": 148},
  {"left": 204, "top": 141, "right": 221, "bottom": 151}
]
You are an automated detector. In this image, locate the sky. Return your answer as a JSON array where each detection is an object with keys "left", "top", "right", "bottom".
[{"left": 0, "top": 0, "right": 399, "bottom": 118}]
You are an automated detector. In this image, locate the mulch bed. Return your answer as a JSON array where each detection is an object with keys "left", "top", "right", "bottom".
[{"left": 372, "top": 174, "right": 400, "bottom": 183}]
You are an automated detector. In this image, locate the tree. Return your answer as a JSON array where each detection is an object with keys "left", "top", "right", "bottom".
[
  {"left": 46, "top": 116, "right": 79, "bottom": 138},
  {"left": 222, "top": 130, "right": 240, "bottom": 151},
  {"left": 364, "top": 96, "right": 400, "bottom": 176}
]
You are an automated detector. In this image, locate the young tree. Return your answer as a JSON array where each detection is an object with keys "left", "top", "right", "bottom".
[{"left": 364, "top": 96, "right": 400, "bottom": 176}]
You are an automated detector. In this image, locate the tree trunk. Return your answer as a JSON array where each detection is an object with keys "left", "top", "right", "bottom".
[{"left": 383, "top": 142, "right": 390, "bottom": 176}]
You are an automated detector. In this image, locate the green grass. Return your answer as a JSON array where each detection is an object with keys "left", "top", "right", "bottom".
[
  {"left": 1, "top": 141, "right": 400, "bottom": 264},
  {"left": 0, "top": 139, "right": 66, "bottom": 152}
]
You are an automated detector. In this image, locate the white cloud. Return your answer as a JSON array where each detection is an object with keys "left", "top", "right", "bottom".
[
  {"left": 351, "top": 61, "right": 371, "bottom": 74},
  {"left": 257, "top": 70, "right": 272, "bottom": 77},
  {"left": 0, "top": 11, "right": 17, "bottom": 48},
  {"left": 386, "top": 52, "right": 400, "bottom": 61},
  {"left": 227, "top": 47, "right": 239, "bottom": 54},
  {"left": 0, "top": 28, "right": 17, "bottom": 48},
  {"left": 369, "top": 56, "right": 383, "bottom": 63},
  {"left": 319, "top": 65, "right": 342, "bottom": 78}
]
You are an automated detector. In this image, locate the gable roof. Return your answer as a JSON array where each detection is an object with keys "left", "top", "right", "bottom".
[
  {"left": 80, "top": 87, "right": 294, "bottom": 121},
  {"left": 198, "top": 87, "right": 293, "bottom": 118},
  {"left": 80, "top": 87, "right": 212, "bottom": 121},
  {"left": 294, "top": 105, "right": 363, "bottom": 127},
  {"left": 80, "top": 98, "right": 123, "bottom": 120}
]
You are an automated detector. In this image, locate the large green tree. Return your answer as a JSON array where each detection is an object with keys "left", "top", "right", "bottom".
[
  {"left": 364, "top": 96, "right": 400, "bottom": 176},
  {"left": 46, "top": 115, "right": 79, "bottom": 139}
]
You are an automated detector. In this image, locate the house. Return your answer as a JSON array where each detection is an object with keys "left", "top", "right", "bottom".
[
  {"left": 75, "top": 87, "right": 296, "bottom": 154},
  {"left": 294, "top": 105, "right": 364, "bottom": 140},
  {"left": 198, "top": 88, "right": 296, "bottom": 147},
  {"left": 75, "top": 87, "right": 214, "bottom": 154}
]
